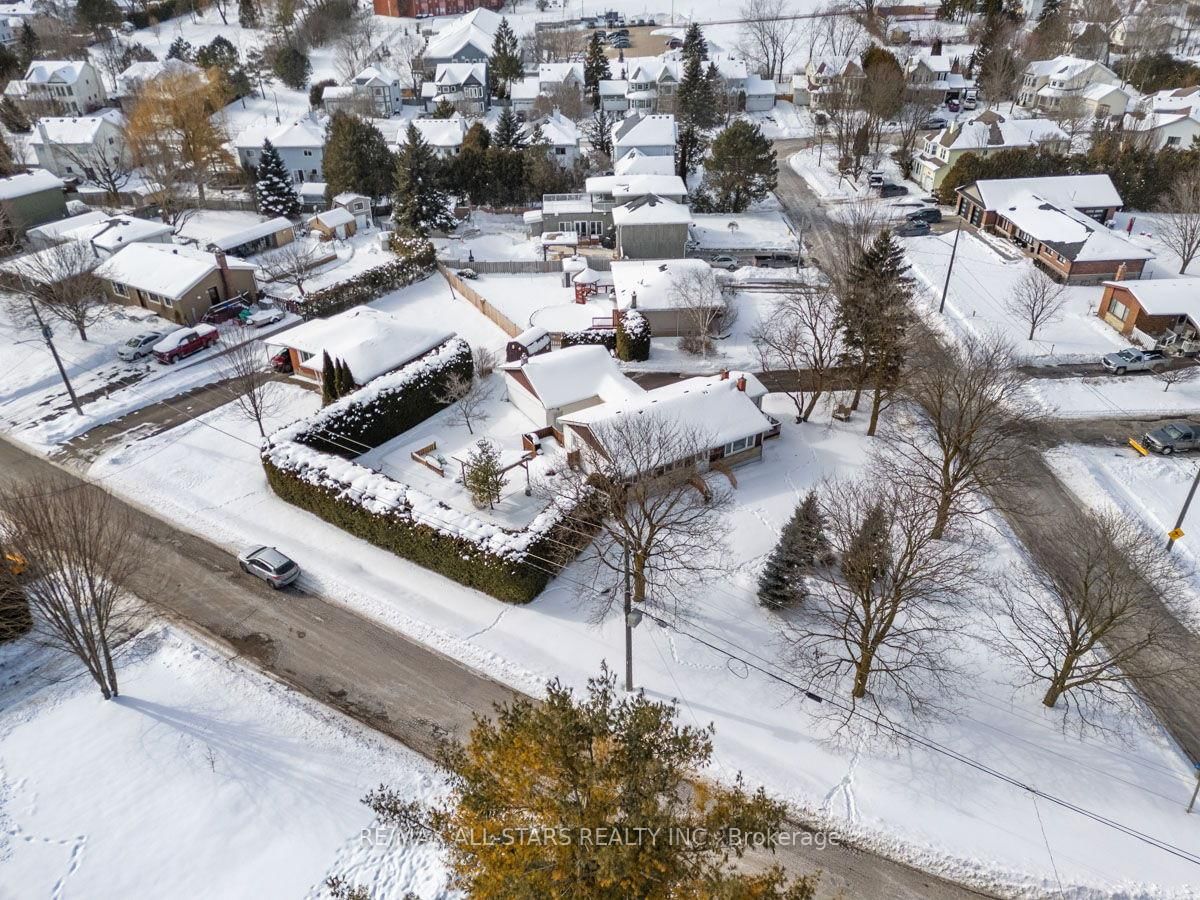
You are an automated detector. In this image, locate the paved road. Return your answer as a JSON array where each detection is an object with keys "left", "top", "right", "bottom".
[{"left": 0, "top": 434, "right": 992, "bottom": 899}]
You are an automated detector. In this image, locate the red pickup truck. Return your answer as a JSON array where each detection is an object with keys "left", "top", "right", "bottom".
[{"left": 153, "top": 324, "right": 219, "bottom": 364}]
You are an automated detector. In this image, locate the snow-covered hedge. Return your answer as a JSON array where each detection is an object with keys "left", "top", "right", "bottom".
[
  {"left": 616, "top": 310, "right": 650, "bottom": 362},
  {"left": 560, "top": 329, "right": 616, "bottom": 352},
  {"left": 291, "top": 236, "right": 437, "bottom": 320},
  {"left": 262, "top": 338, "right": 594, "bottom": 603}
]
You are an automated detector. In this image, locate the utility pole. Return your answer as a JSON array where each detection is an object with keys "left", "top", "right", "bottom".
[
  {"left": 1187, "top": 764, "right": 1200, "bottom": 813},
  {"left": 1167, "top": 463, "right": 1200, "bottom": 552},
  {"left": 26, "top": 297, "right": 82, "bottom": 416},
  {"left": 623, "top": 542, "right": 634, "bottom": 692},
  {"left": 938, "top": 219, "right": 962, "bottom": 315}
]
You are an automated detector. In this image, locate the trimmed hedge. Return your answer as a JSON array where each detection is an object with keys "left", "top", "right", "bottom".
[
  {"left": 616, "top": 310, "right": 650, "bottom": 362},
  {"left": 290, "top": 236, "right": 437, "bottom": 320},
  {"left": 561, "top": 328, "right": 616, "bottom": 351}
]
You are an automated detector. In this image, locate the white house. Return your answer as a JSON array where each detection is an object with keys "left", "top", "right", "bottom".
[
  {"left": 1016, "top": 55, "right": 1120, "bottom": 111},
  {"left": 1126, "top": 87, "right": 1200, "bottom": 148},
  {"left": 29, "top": 109, "right": 127, "bottom": 181},
  {"left": 612, "top": 113, "right": 677, "bottom": 160},
  {"left": 5, "top": 60, "right": 107, "bottom": 115},
  {"left": 397, "top": 117, "right": 468, "bottom": 158},
  {"left": 536, "top": 112, "right": 581, "bottom": 168},
  {"left": 345, "top": 64, "right": 404, "bottom": 117},
  {"left": 235, "top": 114, "right": 327, "bottom": 184}
]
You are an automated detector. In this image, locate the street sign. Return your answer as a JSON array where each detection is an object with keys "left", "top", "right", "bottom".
[{"left": 1169, "top": 527, "right": 1185, "bottom": 541}]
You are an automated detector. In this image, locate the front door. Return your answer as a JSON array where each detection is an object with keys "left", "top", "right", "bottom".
[{"left": 208, "top": 286, "right": 221, "bottom": 306}]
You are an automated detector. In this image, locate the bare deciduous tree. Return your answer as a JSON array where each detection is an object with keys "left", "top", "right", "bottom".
[
  {"left": 258, "top": 239, "right": 325, "bottom": 297},
  {"left": 737, "top": 0, "right": 802, "bottom": 81},
  {"left": 218, "top": 332, "right": 283, "bottom": 438},
  {"left": 884, "top": 333, "right": 1043, "bottom": 540},
  {"left": 549, "top": 416, "right": 731, "bottom": 619},
  {"left": 1006, "top": 267, "right": 1069, "bottom": 340},
  {"left": 893, "top": 91, "right": 939, "bottom": 180},
  {"left": 785, "top": 476, "right": 977, "bottom": 727},
  {"left": 0, "top": 474, "right": 148, "bottom": 700},
  {"left": 48, "top": 138, "right": 134, "bottom": 201},
  {"left": 1157, "top": 169, "right": 1200, "bottom": 275},
  {"left": 1, "top": 240, "right": 108, "bottom": 340},
  {"left": 436, "top": 371, "right": 491, "bottom": 435},
  {"left": 1155, "top": 363, "right": 1200, "bottom": 392},
  {"left": 390, "top": 31, "right": 426, "bottom": 96},
  {"left": 670, "top": 265, "right": 736, "bottom": 357},
  {"left": 752, "top": 284, "right": 842, "bottom": 423},
  {"left": 995, "top": 509, "right": 1191, "bottom": 729},
  {"left": 472, "top": 345, "right": 499, "bottom": 376},
  {"left": 333, "top": 10, "right": 381, "bottom": 81}
]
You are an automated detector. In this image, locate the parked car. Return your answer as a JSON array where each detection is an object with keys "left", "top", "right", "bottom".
[
  {"left": 906, "top": 208, "right": 943, "bottom": 224},
  {"left": 270, "top": 349, "right": 294, "bottom": 374},
  {"left": 962, "top": 96, "right": 977, "bottom": 110},
  {"left": 709, "top": 255, "right": 740, "bottom": 271},
  {"left": 947, "top": 98, "right": 960, "bottom": 112},
  {"left": 896, "top": 220, "right": 931, "bottom": 237},
  {"left": 922, "top": 115, "right": 949, "bottom": 130},
  {"left": 246, "top": 307, "right": 285, "bottom": 328},
  {"left": 152, "top": 324, "right": 219, "bottom": 364},
  {"left": 1143, "top": 421, "right": 1200, "bottom": 454},
  {"left": 753, "top": 252, "right": 800, "bottom": 268},
  {"left": 1101, "top": 347, "right": 1167, "bottom": 374},
  {"left": 609, "top": 35, "right": 631, "bottom": 48},
  {"left": 456, "top": 267, "right": 479, "bottom": 279},
  {"left": 237, "top": 545, "right": 300, "bottom": 589},
  {"left": 117, "top": 330, "right": 165, "bottom": 361},
  {"left": 879, "top": 183, "right": 909, "bottom": 198}
]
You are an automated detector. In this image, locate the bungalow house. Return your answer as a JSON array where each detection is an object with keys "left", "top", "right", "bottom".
[
  {"left": 427, "top": 63, "right": 488, "bottom": 115},
  {"left": 205, "top": 216, "right": 296, "bottom": 257},
  {"left": 236, "top": 115, "right": 327, "bottom": 184},
  {"left": 1125, "top": 89, "right": 1200, "bottom": 149},
  {"left": 914, "top": 111, "right": 1070, "bottom": 192},
  {"left": 612, "top": 194, "right": 691, "bottom": 260},
  {"left": 609, "top": 257, "right": 723, "bottom": 337},
  {"left": 501, "top": 344, "right": 644, "bottom": 428},
  {"left": 0, "top": 169, "right": 66, "bottom": 235},
  {"left": 271, "top": 306, "right": 454, "bottom": 387},
  {"left": 558, "top": 371, "right": 775, "bottom": 475},
  {"left": 96, "top": 243, "right": 258, "bottom": 325},
  {"left": 956, "top": 174, "right": 1124, "bottom": 227},
  {"left": 397, "top": 117, "right": 468, "bottom": 158},
  {"left": 612, "top": 113, "right": 677, "bottom": 160},
  {"left": 25, "top": 210, "right": 107, "bottom": 249},
  {"left": 30, "top": 109, "right": 128, "bottom": 181},
  {"left": 5, "top": 60, "right": 107, "bottom": 116},
  {"left": 955, "top": 176, "right": 1153, "bottom": 283},
  {"left": 54, "top": 214, "right": 173, "bottom": 257},
  {"left": 308, "top": 206, "right": 357, "bottom": 240},
  {"left": 1016, "top": 55, "right": 1120, "bottom": 112},
  {"left": 1095, "top": 278, "right": 1200, "bottom": 342},
  {"left": 792, "top": 56, "right": 863, "bottom": 108}
]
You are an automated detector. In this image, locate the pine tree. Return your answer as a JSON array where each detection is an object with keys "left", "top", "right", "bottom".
[
  {"left": 321, "top": 352, "right": 337, "bottom": 406},
  {"left": 676, "top": 52, "right": 717, "bottom": 129},
  {"left": 167, "top": 37, "right": 194, "bottom": 62},
  {"left": 583, "top": 106, "right": 614, "bottom": 161},
  {"left": 0, "top": 131, "right": 15, "bottom": 177},
  {"left": 698, "top": 121, "right": 776, "bottom": 212},
  {"left": 0, "top": 97, "right": 29, "bottom": 133},
  {"left": 756, "top": 491, "right": 829, "bottom": 610},
  {"left": 489, "top": 17, "right": 522, "bottom": 99},
  {"left": 16, "top": 22, "right": 36, "bottom": 69},
  {"left": 273, "top": 43, "right": 311, "bottom": 90},
  {"left": 323, "top": 112, "right": 395, "bottom": 201},
  {"left": 675, "top": 122, "right": 706, "bottom": 179},
  {"left": 681, "top": 22, "right": 708, "bottom": 64},
  {"left": 583, "top": 31, "right": 611, "bottom": 107},
  {"left": 842, "top": 502, "right": 891, "bottom": 591},
  {"left": 431, "top": 98, "right": 456, "bottom": 118},
  {"left": 393, "top": 123, "right": 455, "bottom": 236},
  {"left": 794, "top": 491, "right": 831, "bottom": 567},
  {"left": 255, "top": 139, "right": 301, "bottom": 217},
  {"left": 238, "top": 0, "right": 259, "bottom": 27},
  {"left": 493, "top": 107, "right": 526, "bottom": 149},
  {"left": 464, "top": 440, "right": 506, "bottom": 509},
  {"left": 336, "top": 358, "right": 356, "bottom": 396}
]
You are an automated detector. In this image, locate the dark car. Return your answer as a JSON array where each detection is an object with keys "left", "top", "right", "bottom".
[
  {"left": 896, "top": 220, "right": 931, "bottom": 237},
  {"left": 1143, "top": 421, "right": 1200, "bottom": 454},
  {"left": 880, "top": 183, "right": 909, "bottom": 198},
  {"left": 270, "top": 349, "right": 294, "bottom": 374},
  {"left": 906, "top": 207, "right": 943, "bottom": 224},
  {"left": 609, "top": 36, "right": 631, "bottom": 48},
  {"left": 947, "top": 98, "right": 961, "bottom": 112},
  {"left": 238, "top": 545, "right": 300, "bottom": 589}
]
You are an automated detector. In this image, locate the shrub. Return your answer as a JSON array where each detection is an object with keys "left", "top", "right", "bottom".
[
  {"left": 126, "top": 0, "right": 178, "bottom": 28},
  {"left": 290, "top": 237, "right": 436, "bottom": 319},
  {"left": 560, "top": 328, "right": 616, "bottom": 351},
  {"left": 0, "top": 586, "right": 32, "bottom": 643},
  {"left": 309, "top": 78, "right": 337, "bottom": 108},
  {"left": 615, "top": 310, "right": 650, "bottom": 361}
]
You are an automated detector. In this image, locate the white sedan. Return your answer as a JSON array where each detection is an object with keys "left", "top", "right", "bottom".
[{"left": 246, "top": 308, "right": 286, "bottom": 328}]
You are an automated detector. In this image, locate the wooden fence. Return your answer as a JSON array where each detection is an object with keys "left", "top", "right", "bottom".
[
  {"left": 439, "top": 256, "right": 612, "bottom": 274},
  {"left": 438, "top": 264, "right": 525, "bottom": 337}
]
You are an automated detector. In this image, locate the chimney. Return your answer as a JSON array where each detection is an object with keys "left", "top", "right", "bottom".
[
  {"left": 1114, "top": 262, "right": 1127, "bottom": 281},
  {"left": 213, "top": 248, "right": 231, "bottom": 297},
  {"left": 720, "top": 369, "right": 730, "bottom": 380},
  {"left": 629, "top": 290, "right": 637, "bottom": 309},
  {"left": 736, "top": 375, "right": 747, "bottom": 392}
]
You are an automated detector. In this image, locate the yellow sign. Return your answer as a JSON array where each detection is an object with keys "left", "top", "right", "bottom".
[
  {"left": 1169, "top": 528, "right": 1185, "bottom": 541},
  {"left": 1129, "top": 438, "right": 1149, "bottom": 456}
]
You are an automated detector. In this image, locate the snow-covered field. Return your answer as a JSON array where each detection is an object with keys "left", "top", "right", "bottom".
[
  {"left": 0, "top": 626, "right": 451, "bottom": 899},
  {"left": 1025, "top": 373, "right": 1200, "bottom": 418},
  {"left": 81, "top": 377, "right": 1200, "bottom": 896}
]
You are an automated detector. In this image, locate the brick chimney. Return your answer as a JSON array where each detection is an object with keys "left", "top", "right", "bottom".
[
  {"left": 736, "top": 375, "right": 747, "bottom": 392},
  {"left": 720, "top": 369, "right": 730, "bottom": 380},
  {"left": 1114, "top": 262, "right": 1127, "bottom": 281},
  {"left": 213, "top": 248, "right": 231, "bottom": 298}
]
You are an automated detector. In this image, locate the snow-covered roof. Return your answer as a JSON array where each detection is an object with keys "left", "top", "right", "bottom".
[
  {"left": 1147, "top": 84, "right": 1200, "bottom": 113},
  {"left": 96, "top": 243, "right": 255, "bottom": 298},
  {"left": 30, "top": 109, "right": 124, "bottom": 146},
  {"left": 1024, "top": 55, "right": 1115, "bottom": 81},
  {"left": 559, "top": 375, "right": 773, "bottom": 458},
  {"left": 299, "top": 181, "right": 327, "bottom": 198},
  {"left": 535, "top": 112, "right": 580, "bottom": 147},
  {"left": 689, "top": 212, "right": 797, "bottom": 251},
  {"left": 511, "top": 76, "right": 541, "bottom": 101},
  {"left": 352, "top": 64, "right": 401, "bottom": 86},
  {"left": 1079, "top": 81, "right": 1129, "bottom": 102},
  {"left": 424, "top": 12, "right": 497, "bottom": 61},
  {"left": 310, "top": 207, "right": 355, "bottom": 229},
  {"left": 936, "top": 111, "right": 1067, "bottom": 150},
  {"left": 504, "top": 344, "right": 644, "bottom": 410},
  {"left": 613, "top": 113, "right": 677, "bottom": 149},
  {"left": 586, "top": 173, "right": 687, "bottom": 199},
  {"left": 323, "top": 85, "right": 355, "bottom": 100},
  {"left": 538, "top": 62, "right": 583, "bottom": 83},
  {"left": 614, "top": 149, "right": 675, "bottom": 176},
  {"left": 279, "top": 307, "right": 455, "bottom": 383},
  {"left": 745, "top": 75, "right": 776, "bottom": 95},
  {"left": 208, "top": 216, "right": 294, "bottom": 251},
  {"left": 26, "top": 210, "right": 106, "bottom": 242},
  {"left": 1102, "top": 278, "right": 1200, "bottom": 315},
  {"left": 0, "top": 168, "right": 63, "bottom": 199},
  {"left": 398, "top": 117, "right": 467, "bottom": 148},
  {"left": 62, "top": 215, "right": 173, "bottom": 250},
  {"left": 611, "top": 194, "right": 691, "bottom": 226},
  {"left": 114, "top": 58, "right": 199, "bottom": 95},
  {"left": 234, "top": 114, "right": 326, "bottom": 152},
  {"left": 610, "top": 258, "right": 712, "bottom": 310},
  {"left": 996, "top": 193, "right": 1154, "bottom": 262},
  {"left": 21, "top": 59, "right": 88, "bottom": 85},
  {"left": 966, "top": 174, "right": 1123, "bottom": 211},
  {"left": 598, "top": 79, "right": 629, "bottom": 96},
  {"left": 435, "top": 62, "right": 486, "bottom": 85},
  {"left": 333, "top": 191, "right": 369, "bottom": 205}
]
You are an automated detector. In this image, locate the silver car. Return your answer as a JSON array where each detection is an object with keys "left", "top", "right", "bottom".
[
  {"left": 1143, "top": 422, "right": 1200, "bottom": 454},
  {"left": 118, "top": 331, "right": 165, "bottom": 361},
  {"left": 237, "top": 546, "right": 300, "bottom": 589}
]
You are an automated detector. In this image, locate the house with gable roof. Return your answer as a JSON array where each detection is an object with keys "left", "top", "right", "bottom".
[
  {"left": 1015, "top": 55, "right": 1120, "bottom": 112},
  {"left": 30, "top": 109, "right": 128, "bottom": 182},
  {"left": 426, "top": 62, "right": 488, "bottom": 114},
  {"left": 5, "top": 59, "right": 106, "bottom": 115},
  {"left": 612, "top": 113, "right": 677, "bottom": 161},
  {"left": 235, "top": 114, "right": 327, "bottom": 184},
  {"left": 914, "top": 111, "right": 1070, "bottom": 192}
]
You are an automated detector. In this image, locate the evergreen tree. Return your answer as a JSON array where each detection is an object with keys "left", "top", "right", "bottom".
[
  {"left": 336, "top": 359, "right": 356, "bottom": 396},
  {"left": 489, "top": 17, "right": 522, "bottom": 99},
  {"left": 464, "top": 440, "right": 506, "bottom": 509},
  {"left": 167, "top": 37, "right": 194, "bottom": 62},
  {"left": 393, "top": 122, "right": 455, "bottom": 236},
  {"left": 0, "top": 131, "right": 15, "bottom": 177},
  {"left": 487, "top": 147, "right": 526, "bottom": 204},
  {"left": 431, "top": 98, "right": 456, "bottom": 118},
  {"left": 493, "top": 107, "right": 526, "bottom": 149},
  {"left": 273, "top": 43, "right": 311, "bottom": 90},
  {"left": 320, "top": 351, "right": 337, "bottom": 406},
  {"left": 756, "top": 491, "right": 830, "bottom": 610},
  {"left": 698, "top": 120, "right": 776, "bottom": 212},
  {"left": 197, "top": 35, "right": 238, "bottom": 69},
  {"left": 323, "top": 112, "right": 395, "bottom": 201},
  {"left": 76, "top": 0, "right": 120, "bottom": 35},
  {"left": 17, "top": 22, "right": 37, "bottom": 69},
  {"left": 681, "top": 21, "right": 708, "bottom": 64},
  {"left": 675, "top": 52, "right": 717, "bottom": 129},
  {"left": 583, "top": 106, "right": 614, "bottom": 161},
  {"left": 675, "top": 122, "right": 706, "bottom": 179},
  {"left": 448, "top": 122, "right": 492, "bottom": 204},
  {"left": 794, "top": 491, "right": 832, "bottom": 567},
  {"left": 0, "top": 97, "right": 29, "bottom": 133},
  {"left": 255, "top": 139, "right": 301, "bottom": 217},
  {"left": 238, "top": 0, "right": 259, "bottom": 27},
  {"left": 704, "top": 61, "right": 728, "bottom": 117},
  {"left": 583, "top": 31, "right": 611, "bottom": 107},
  {"left": 842, "top": 502, "right": 891, "bottom": 592}
]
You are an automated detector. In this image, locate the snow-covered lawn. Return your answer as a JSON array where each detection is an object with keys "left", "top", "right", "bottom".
[
  {"left": 0, "top": 625, "right": 450, "bottom": 899},
  {"left": 1024, "top": 373, "right": 1200, "bottom": 418},
  {"left": 175, "top": 209, "right": 275, "bottom": 246},
  {"left": 1113, "top": 211, "right": 1199, "bottom": 279},
  {"left": 434, "top": 213, "right": 543, "bottom": 263},
  {"left": 371, "top": 274, "right": 512, "bottom": 356},
  {"left": 85, "top": 382, "right": 1200, "bottom": 896},
  {"left": 903, "top": 230, "right": 1132, "bottom": 363},
  {"left": 788, "top": 144, "right": 923, "bottom": 206}
]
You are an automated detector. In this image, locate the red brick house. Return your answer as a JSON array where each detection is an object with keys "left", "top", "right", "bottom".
[
  {"left": 373, "top": 0, "right": 500, "bottom": 17},
  {"left": 1096, "top": 278, "right": 1200, "bottom": 341}
]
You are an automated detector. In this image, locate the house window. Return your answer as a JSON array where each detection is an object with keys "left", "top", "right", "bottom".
[
  {"left": 303, "top": 149, "right": 313, "bottom": 157},
  {"left": 112, "top": 281, "right": 128, "bottom": 297},
  {"left": 723, "top": 435, "right": 753, "bottom": 455},
  {"left": 1109, "top": 299, "right": 1130, "bottom": 321},
  {"left": 1167, "top": 136, "right": 1182, "bottom": 146},
  {"left": 555, "top": 146, "right": 566, "bottom": 155},
  {"left": 161, "top": 294, "right": 173, "bottom": 308}
]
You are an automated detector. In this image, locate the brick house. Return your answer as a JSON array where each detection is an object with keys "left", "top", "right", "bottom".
[
  {"left": 1095, "top": 278, "right": 1200, "bottom": 340},
  {"left": 96, "top": 244, "right": 258, "bottom": 325}
]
